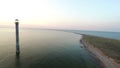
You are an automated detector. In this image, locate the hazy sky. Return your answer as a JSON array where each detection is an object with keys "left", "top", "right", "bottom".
[{"left": 0, "top": 0, "right": 120, "bottom": 31}]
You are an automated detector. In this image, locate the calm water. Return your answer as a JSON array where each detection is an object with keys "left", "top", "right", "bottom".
[
  {"left": 0, "top": 28, "right": 102, "bottom": 68},
  {"left": 59, "top": 30, "right": 120, "bottom": 40}
]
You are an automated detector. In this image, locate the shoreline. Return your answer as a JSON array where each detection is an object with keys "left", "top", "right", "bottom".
[{"left": 81, "top": 35, "right": 120, "bottom": 68}]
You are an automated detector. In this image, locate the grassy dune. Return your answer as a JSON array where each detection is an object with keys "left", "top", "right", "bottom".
[{"left": 83, "top": 35, "right": 120, "bottom": 63}]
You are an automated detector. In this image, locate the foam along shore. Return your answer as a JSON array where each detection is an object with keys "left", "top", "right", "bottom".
[{"left": 81, "top": 34, "right": 120, "bottom": 68}]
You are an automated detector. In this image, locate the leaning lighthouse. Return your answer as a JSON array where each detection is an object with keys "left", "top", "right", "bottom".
[{"left": 15, "top": 19, "right": 20, "bottom": 55}]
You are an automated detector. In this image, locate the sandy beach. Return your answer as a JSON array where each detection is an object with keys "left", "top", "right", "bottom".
[{"left": 81, "top": 36, "right": 120, "bottom": 68}]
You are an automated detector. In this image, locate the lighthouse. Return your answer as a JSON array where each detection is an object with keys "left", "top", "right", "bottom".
[{"left": 15, "top": 19, "right": 20, "bottom": 55}]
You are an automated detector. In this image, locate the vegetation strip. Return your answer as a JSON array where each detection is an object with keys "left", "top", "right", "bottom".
[{"left": 82, "top": 34, "right": 120, "bottom": 63}]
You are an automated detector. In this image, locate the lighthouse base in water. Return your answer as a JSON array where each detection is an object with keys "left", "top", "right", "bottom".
[{"left": 16, "top": 47, "right": 20, "bottom": 56}]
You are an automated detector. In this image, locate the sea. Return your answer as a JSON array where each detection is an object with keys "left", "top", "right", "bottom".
[
  {"left": 59, "top": 30, "right": 120, "bottom": 40},
  {"left": 1, "top": 28, "right": 118, "bottom": 68}
]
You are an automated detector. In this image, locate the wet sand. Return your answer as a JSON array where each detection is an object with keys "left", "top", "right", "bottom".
[{"left": 81, "top": 36, "right": 120, "bottom": 68}]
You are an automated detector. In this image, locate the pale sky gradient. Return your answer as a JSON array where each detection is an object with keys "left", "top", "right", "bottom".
[{"left": 0, "top": 0, "right": 120, "bottom": 32}]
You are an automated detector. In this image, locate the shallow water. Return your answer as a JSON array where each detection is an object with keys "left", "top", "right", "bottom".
[{"left": 0, "top": 28, "right": 102, "bottom": 68}]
